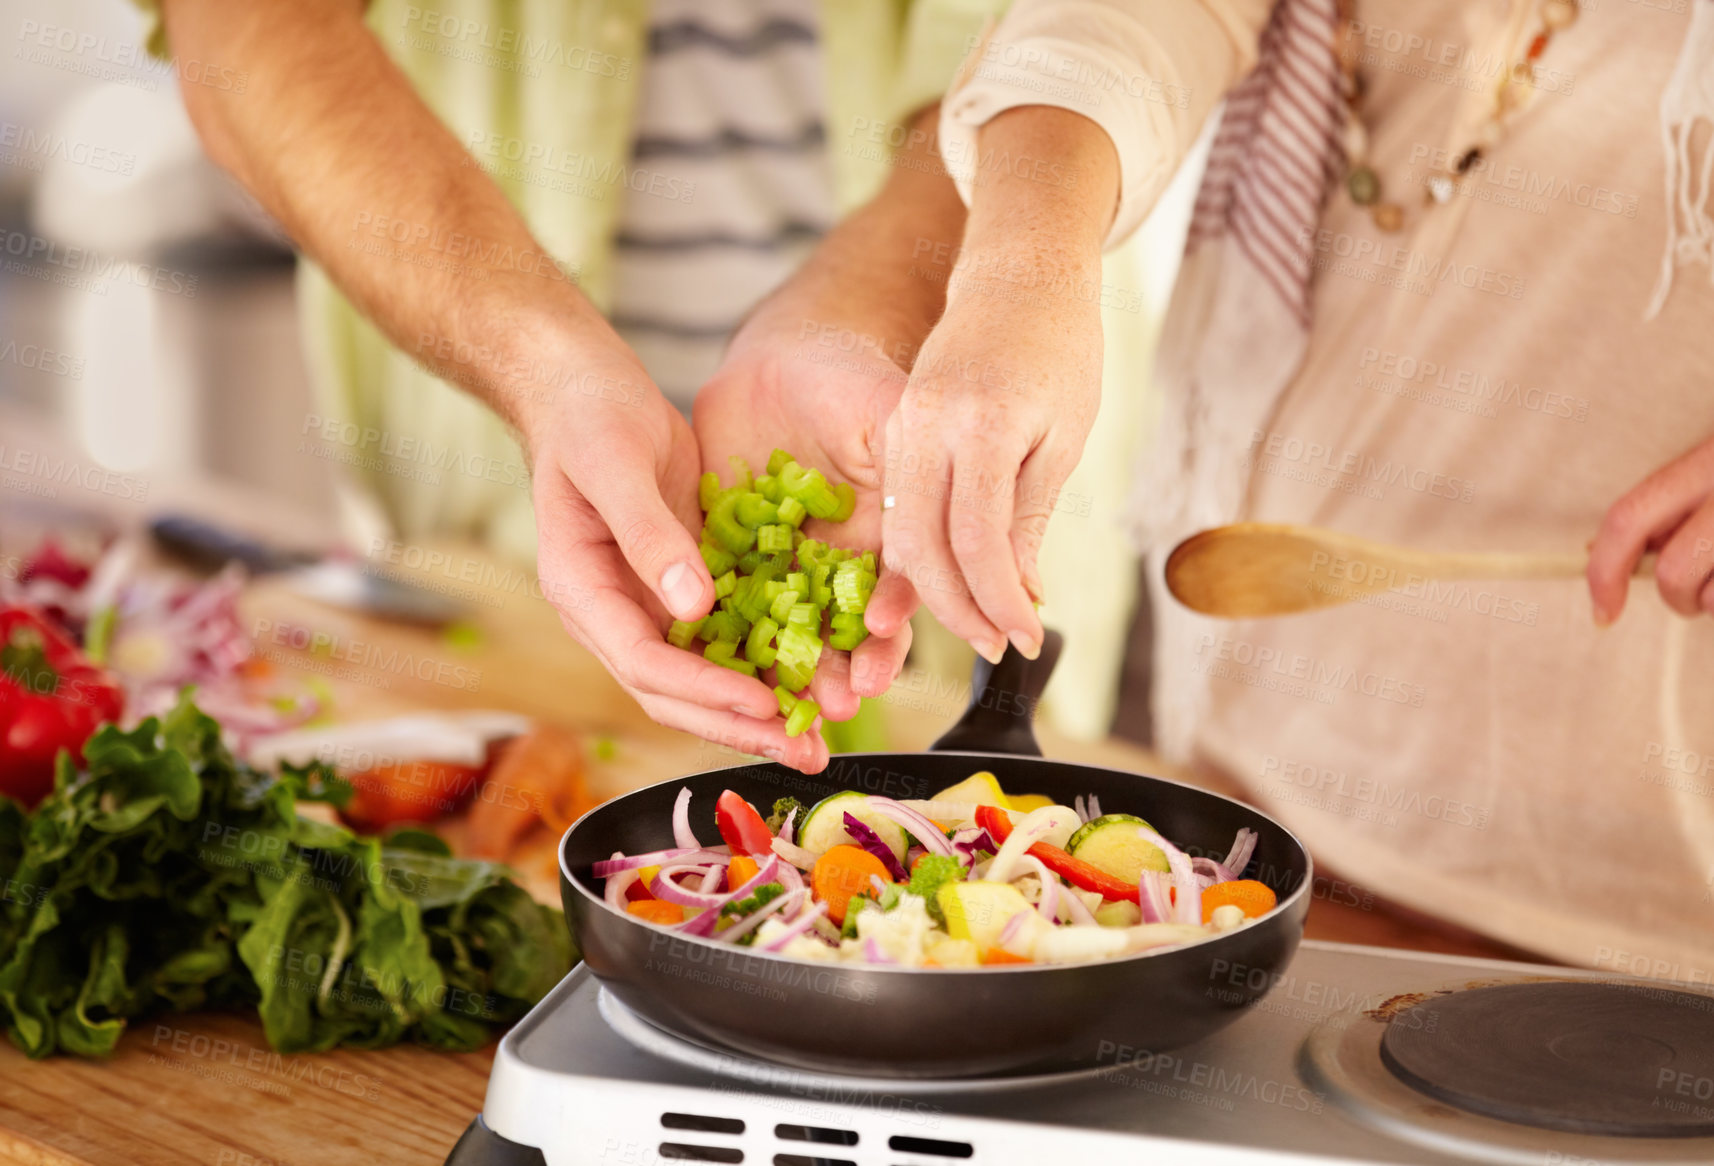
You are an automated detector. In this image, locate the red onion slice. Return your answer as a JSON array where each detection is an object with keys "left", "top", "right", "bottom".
[
  {"left": 651, "top": 854, "right": 780, "bottom": 910},
  {"left": 864, "top": 798, "right": 957, "bottom": 856},
  {"left": 760, "top": 902, "right": 828, "bottom": 951},
  {"left": 1136, "top": 826, "right": 1201, "bottom": 926},
  {"left": 771, "top": 834, "right": 819, "bottom": 870},
  {"left": 592, "top": 847, "right": 727, "bottom": 878},
  {"left": 1021, "top": 855, "right": 1059, "bottom": 922},
  {"left": 1223, "top": 828, "right": 1258, "bottom": 878},
  {"left": 672, "top": 787, "right": 700, "bottom": 850},
  {"left": 778, "top": 806, "right": 799, "bottom": 846},
  {"left": 998, "top": 909, "right": 1030, "bottom": 947},
  {"left": 1138, "top": 869, "right": 1173, "bottom": 924},
  {"left": 862, "top": 937, "right": 895, "bottom": 964},
  {"left": 603, "top": 853, "right": 641, "bottom": 909},
  {"left": 715, "top": 888, "right": 805, "bottom": 945},
  {"left": 675, "top": 908, "right": 720, "bottom": 937},
  {"left": 1056, "top": 885, "right": 1099, "bottom": 927},
  {"left": 1192, "top": 856, "right": 1236, "bottom": 885}
]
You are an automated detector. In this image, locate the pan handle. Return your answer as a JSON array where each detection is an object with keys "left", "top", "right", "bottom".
[{"left": 928, "top": 629, "right": 1062, "bottom": 757}]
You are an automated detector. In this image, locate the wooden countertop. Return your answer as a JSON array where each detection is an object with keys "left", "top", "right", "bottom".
[{"left": 0, "top": 518, "right": 1535, "bottom": 1166}]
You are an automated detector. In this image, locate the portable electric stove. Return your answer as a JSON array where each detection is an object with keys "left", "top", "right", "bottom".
[{"left": 444, "top": 939, "right": 1714, "bottom": 1165}]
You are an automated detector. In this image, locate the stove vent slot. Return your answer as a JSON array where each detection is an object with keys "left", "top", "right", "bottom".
[
  {"left": 774, "top": 1125, "right": 858, "bottom": 1146},
  {"left": 773, "top": 1156, "right": 857, "bottom": 1166},
  {"left": 663, "top": 1114, "right": 746, "bottom": 1135},
  {"left": 887, "top": 1135, "right": 972, "bottom": 1158},
  {"left": 658, "top": 1144, "right": 743, "bottom": 1164}
]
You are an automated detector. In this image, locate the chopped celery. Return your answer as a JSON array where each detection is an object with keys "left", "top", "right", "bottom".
[
  {"left": 776, "top": 496, "right": 807, "bottom": 527},
  {"left": 736, "top": 493, "right": 778, "bottom": 528},
  {"left": 769, "top": 589, "right": 800, "bottom": 625},
  {"left": 786, "top": 571, "right": 808, "bottom": 595},
  {"left": 746, "top": 616, "right": 779, "bottom": 668},
  {"left": 728, "top": 455, "right": 753, "bottom": 490},
  {"left": 704, "top": 639, "right": 737, "bottom": 662},
  {"left": 758, "top": 524, "right": 793, "bottom": 554},
  {"left": 707, "top": 495, "right": 756, "bottom": 554},
  {"left": 755, "top": 473, "right": 782, "bottom": 503},
  {"left": 767, "top": 448, "right": 794, "bottom": 476},
  {"left": 830, "top": 481, "right": 856, "bottom": 522},
  {"left": 860, "top": 550, "right": 877, "bottom": 574},
  {"left": 712, "top": 570, "right": 737, "bottom": 599},
  {"left": 737, "top": 549, "right": 764, "bottom": 574},
  {"left": 667, "top": 618, "right": 706, "bottom": 649},
  {"left": 784, "top": 698, "right": 820, "bottom": 738},
  {"left": 762, "top": 579, "right": 786, "bottom": 602},
  {"left": 810, "top": 563, "right": 834, "bottom": 608},
  {"left": 699, "top": 472, "right": 721, "bottom": 511},
  {"left": 786, "top": 603, "right": 820, "bottom": 630},
  {"left": 718, "top": 657, "right": 758, "bottom": 677},
  {"left": 700, "top": 541, "right": 737, "bottom": 577},
  {"left": 774, "top": 685, "right": 799, "bottom": 716}
]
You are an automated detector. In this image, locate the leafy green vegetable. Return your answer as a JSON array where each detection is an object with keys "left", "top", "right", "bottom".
[
  {"left": 765, "top": 797, "right": 806, "bottom": 838},
  {"left": 906, "top": 854, "right": 966, "bottom": 923},
  {"left": 720, "top": 883, "right": 785, "bottom": 921},
  {"left": 0, "top": 695, "right": 572, "bottom": 1059},
  {"left": 718, "top": 882, "right": 786, "bottom": 946}
]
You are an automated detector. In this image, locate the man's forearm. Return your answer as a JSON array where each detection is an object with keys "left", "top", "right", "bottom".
[
  {"left": 744, "top": 104, "right": 967, "bottom": 368},
  {"left": 161, "top": 0, "right": 603, "bottom": 432}
]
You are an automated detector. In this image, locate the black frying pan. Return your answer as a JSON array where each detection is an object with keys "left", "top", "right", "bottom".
[{"left": 559, "top": 634, "right": 1311, "bottom": 1078}]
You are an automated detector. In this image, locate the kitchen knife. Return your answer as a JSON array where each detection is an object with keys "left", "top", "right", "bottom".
[{"left": 149, "top": 514, "right": 468, "bottom": 627}]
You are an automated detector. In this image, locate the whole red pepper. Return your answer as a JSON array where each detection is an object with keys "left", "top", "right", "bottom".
[
  {"left": 0, "top": 606, "right": 125, "bottom": 806},
  {"left": 976, "top": 803, "right": 1140, "bottom": 904}
]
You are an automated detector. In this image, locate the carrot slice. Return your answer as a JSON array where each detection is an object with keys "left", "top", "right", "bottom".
[
  {"left": 810, "top": 844, "right": 893, "bottom": 924},
  {"left": 627, "top": 900, "right": 686, "bottom": 925},
  {"left": 979, "top": 947, "right": 1032, "bottom": 965},
  {"left": 728, "top": 855, "right": 761, "bottom": 889},
  {"left": 1200, "top": 879, "right": 1278, "bottom": 923}
]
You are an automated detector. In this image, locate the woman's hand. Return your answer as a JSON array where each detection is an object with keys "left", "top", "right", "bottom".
[
  {"left": 1588, "top": 436, "right": 1714, "bottom": 622},
  {"left": 865, "top": 106, "right": 1119, "bottom": 663},
  {"left": 517, "top": 328, "right": 824, "bottom": 769}
]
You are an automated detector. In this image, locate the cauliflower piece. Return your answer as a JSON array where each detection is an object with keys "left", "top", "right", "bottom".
[{"left": 1210, "top": 903, "right": 1248, "bottom": 932}]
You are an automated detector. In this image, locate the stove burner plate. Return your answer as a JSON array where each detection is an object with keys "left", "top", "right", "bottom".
[
  {"left": 595, "top": 987, "right": 1123, "bottom": 1095},
  {"left": 1379, "top": 981, "right": 1714, "bottom": 1138}
]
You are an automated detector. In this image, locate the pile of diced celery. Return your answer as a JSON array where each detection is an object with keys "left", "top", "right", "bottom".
[{"left": 668, "top": 450, "right": 878, "bottom": 738}]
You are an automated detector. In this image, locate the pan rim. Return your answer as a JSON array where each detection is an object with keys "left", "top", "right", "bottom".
[{"left": 559, "top": 749, "right": 1314, "bottom": 975}]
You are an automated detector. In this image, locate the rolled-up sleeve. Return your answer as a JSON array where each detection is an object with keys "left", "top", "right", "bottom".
[{"left": 939, "top": 0, "right": 1271, "bottom": 249}]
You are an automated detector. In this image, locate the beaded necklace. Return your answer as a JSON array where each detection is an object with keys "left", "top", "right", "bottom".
[{"left": 1335, "top": 0, "right": 1581, "bottom": 231}]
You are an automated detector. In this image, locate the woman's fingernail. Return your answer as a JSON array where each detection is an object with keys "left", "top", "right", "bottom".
[
  {"left": 1009, "top": 631, "right": 1041, "bottom": 660},
  {"left": 977, "top": 638, "right": 1006, "bottom": 665},
  {"left": 1592, "top": 603, "right": 1612, "bottom": 628},
  {"left": 660, "top": 560, "right": 702, "bottom": 616}
]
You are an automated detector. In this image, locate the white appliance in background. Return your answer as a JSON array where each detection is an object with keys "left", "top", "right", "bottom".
[{"left": 446, "top": 940, "right": 1714, "bottom": 1166}]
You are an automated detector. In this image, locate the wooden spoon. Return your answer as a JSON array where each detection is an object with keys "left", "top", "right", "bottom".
[{"left": 1164, "top": 522, "right": 1648, "bottom": 618}]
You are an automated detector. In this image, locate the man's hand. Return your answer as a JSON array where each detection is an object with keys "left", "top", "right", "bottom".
[
  {"left": 518, "top": 330, "right": 827, "bottom": 770},
  {"left": 690, "top": 105, "right": 968, "bottom": 760},
  {"left": 1588, "top": 437, "right": 1714, "bottom": 622},
  {"left": 866, "top": 106, "right": 1120, "bottom": 663}
]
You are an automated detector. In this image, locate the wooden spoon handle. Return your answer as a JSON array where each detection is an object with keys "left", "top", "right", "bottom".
[{"left": 1417, "top": 550, "right": 1655, "bottom": 580}]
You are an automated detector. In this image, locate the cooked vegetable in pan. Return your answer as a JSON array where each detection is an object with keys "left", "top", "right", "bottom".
[{"left": 596, "top": 772, "right": 1274, "bottom": 967}]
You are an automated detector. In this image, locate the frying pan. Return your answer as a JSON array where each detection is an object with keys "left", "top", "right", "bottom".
[{"left": 559, "top": 634, "right": 1312, "bottom": 1078}]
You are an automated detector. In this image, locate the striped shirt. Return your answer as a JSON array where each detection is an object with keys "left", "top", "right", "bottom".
[{"left": 610, "top": 0, "right": 835, "bottom": 409}]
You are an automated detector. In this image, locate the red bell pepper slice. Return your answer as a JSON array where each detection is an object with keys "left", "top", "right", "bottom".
[
  {"left": 976, "top": 804, "right": 1140, "bottom": 904},
  {"left": 715, "top": 789, "right": 775, "bottom": 855},
  {"left": 0, "top": 606, "right": 125, "bottom": 807}
]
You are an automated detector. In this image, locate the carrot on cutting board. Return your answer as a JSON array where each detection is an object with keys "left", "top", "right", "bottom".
[
  {"left": 1200, "top": 879, "right": 1278, "bottom": 923},
  {"left": 626, "top": 900, "right": 685, "bottom": 925},
  {"left": 810, "top": 844, "right": 893, "bottom": 924}
]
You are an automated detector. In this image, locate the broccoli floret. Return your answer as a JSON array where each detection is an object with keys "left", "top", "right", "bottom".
[
  {"left": 721, "top": 882, "right": 785, "bottom": 920},
  {"left": 906, "top": 854, "right": 966, "bottom": 924},
  {"left": 765, "top": 797, "right": 807, "bottom": 838}
]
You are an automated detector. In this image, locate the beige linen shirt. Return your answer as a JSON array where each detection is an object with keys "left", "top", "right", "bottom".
[{"left": 962, "top": 0, "right": 1713, "bottom": 976}]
